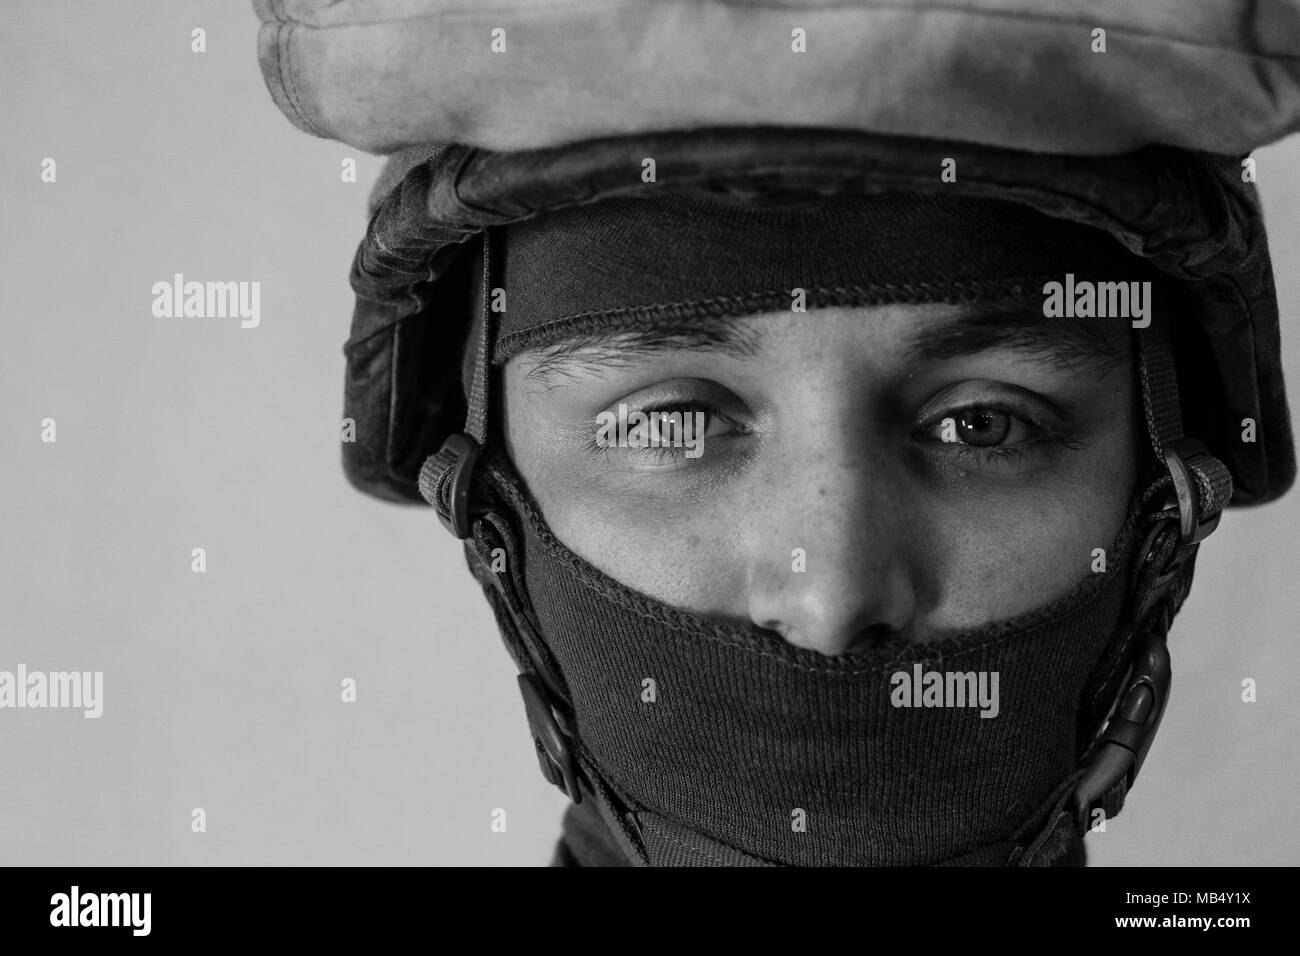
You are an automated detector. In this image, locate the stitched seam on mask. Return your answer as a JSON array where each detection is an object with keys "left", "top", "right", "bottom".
[
  {"left": 616, "top": 765, "right": 1037, "bottom": 806},
  {"left": 649, "top": 827, "right": 744, "bottom": 868},
  {"left": 591, "top": 594, "right": 1093, "bottom": 672},
  {"left": 638, "top": 787, "right": 1034, "bottom": 857},
  {"left": 523, "top": 279, "right": 1051, "bottom": 319},
  {"left": 633, "top": 800, "right": 792, "bottom": 866},
  {"left": 536, "top": 532, "right": 1121, "bottom": 671},
  {"left": 530, "top": 520, "right": 1127, "bottom": 674},
  {"left": 489, "top": 451, "right": 1137, "bottom": 673},
  {"left": 494, "top": 279, "right": 1050, "bottom": 361}
]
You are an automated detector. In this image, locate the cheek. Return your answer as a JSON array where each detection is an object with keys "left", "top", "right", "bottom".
[
  {"left": 503, "top": 372, "right": 749, "bottom": 615},
  {"left": 921, "top": 428, "right": 1140, "bottom": 629},
  {"left": 551, "top": 504, "right": 745, "bottom": 617}
]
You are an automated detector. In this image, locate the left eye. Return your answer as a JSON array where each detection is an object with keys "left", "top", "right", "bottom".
[{"left": 924, "top": 407, "right": 1027, "bottom": 447}]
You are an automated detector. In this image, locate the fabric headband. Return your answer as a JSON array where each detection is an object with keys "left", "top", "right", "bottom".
[{"left": 480, "top": 189, "right": 1158, "bottom": 366}]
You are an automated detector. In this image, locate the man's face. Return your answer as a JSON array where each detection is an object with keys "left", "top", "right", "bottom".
[{"left": 503, "top": 302, "right": 1141, "bottom": 654}]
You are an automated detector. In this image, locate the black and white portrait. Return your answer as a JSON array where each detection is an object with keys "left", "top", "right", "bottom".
[{"left": 3, "top": 0, "right": 1298, "bottom": 898}]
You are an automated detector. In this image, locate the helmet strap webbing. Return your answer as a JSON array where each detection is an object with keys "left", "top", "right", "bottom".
[{"left": 1061, "top": 314, "right": 1234, "bottom": 847}]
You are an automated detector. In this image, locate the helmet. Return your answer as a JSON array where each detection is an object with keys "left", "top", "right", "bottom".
[
  {"left": 336, "top": 133, "right": 1293, "bottom": 508},
  {"left": 256, "top": 0, "right": 1300, "bottom": 865}
]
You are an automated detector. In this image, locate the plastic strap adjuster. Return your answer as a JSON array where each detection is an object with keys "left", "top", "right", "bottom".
[
  {"left": 1163, "top": 437, "right": 1227, "bottom": 544},
  {"left": 1073, "top": 608, "right": 1172, "bottom": 828},
  {"left": 517, "top": 672, "right": 582, "bottom": 804},
  {"left": 419, "top": 433, "right": 482, "bottom": 539}
]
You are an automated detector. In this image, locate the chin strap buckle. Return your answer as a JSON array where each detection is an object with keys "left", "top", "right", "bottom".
[
  {"left": 418, "top": 433, "right": 482, "bottom": 539},
  {"left": 517, "top": 672, "right": 582, "bottom": 804},
  {"left": 1072, "top": 604, "right": 1173, "bottom": 825},
  {"left": 1070, "top": 435, "right": 1229, "bottom": 830},
  {"left": 1164, "top": 437, "right": 1229, "bottom": 545}
]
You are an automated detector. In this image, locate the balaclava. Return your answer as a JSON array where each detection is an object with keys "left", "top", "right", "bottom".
[{"left": 421, "top": 189, "right": 1233, "bottom": 867}]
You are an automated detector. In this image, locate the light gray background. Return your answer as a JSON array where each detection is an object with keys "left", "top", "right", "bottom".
[{"left": 1, "top": 1, "right": 1296, "bottom": 866}]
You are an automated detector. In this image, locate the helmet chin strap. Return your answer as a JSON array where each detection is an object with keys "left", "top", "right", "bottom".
[
  {"left": 419, "top": 228, "right": 497, "bottom": 540},
  {"left": 1064, "top": 314, "right": 1233, "bottom": 850},
  {"left": 420, "top": 247, "right": 1235, "bottom": 865}
]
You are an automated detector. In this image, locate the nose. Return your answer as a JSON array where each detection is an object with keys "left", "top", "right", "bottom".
[{"left": 745, "top": 439, "right": 918, "bottom": 656}]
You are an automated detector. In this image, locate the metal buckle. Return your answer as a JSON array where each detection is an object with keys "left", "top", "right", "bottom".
[
  {"left": 517, "top": 672, "right": 582, "bottom": 804},
  {"left": 1073, "top": 606, "right": 1173, "bottom": 822},
  {"left": 1163, "top": 437, "right": 1220, "bottom": 545},
  {"left": 435, "top": 433, "right": 481, "bottom": 540}
]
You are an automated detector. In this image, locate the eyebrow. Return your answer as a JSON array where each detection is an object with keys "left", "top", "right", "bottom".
[
  {"left": 904, "top": 299, "right": 1128, "bottom": 373},
  {"left": 521, "top": 298, "right": 1128, "bottom": 385},
  {"left": 523, "top": 314, "right": 764, "bottom": 386}
]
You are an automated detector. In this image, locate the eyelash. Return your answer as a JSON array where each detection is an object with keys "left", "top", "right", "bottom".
[
  {"left": 580, "top": 399, "right": 1082, "bottom": 474},
  {"left": 914, "top": 403, "right": 1083, "bottom": 473},
  {"left": 581, "top": 401, "right": 740, "bottom": 464}
]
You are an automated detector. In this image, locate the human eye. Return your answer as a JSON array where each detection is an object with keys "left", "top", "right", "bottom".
[
  {"left": 582, "top": 383, "right": 753, "bottom": 469},
  {"left": 912, "top": 389, "right": 1083, "bottom": 476}
]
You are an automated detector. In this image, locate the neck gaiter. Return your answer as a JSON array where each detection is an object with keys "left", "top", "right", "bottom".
[{"left": 466, "top": 449, "right": 1151, "bottom": 868}]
